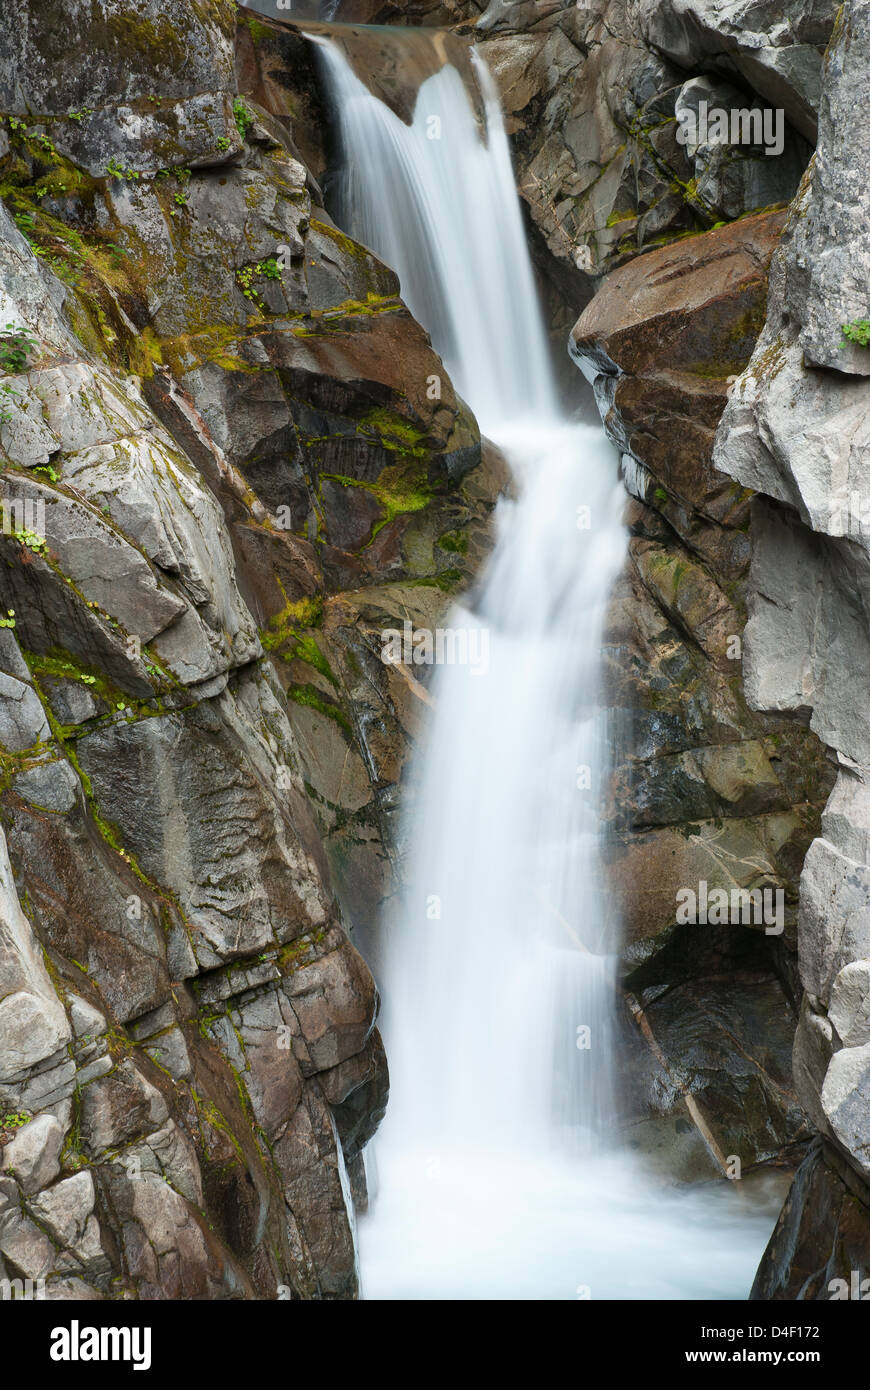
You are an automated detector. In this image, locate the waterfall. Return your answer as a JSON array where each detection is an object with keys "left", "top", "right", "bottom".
[{"left": 314, "top": 33, "right": 786, "bottom": 1299}]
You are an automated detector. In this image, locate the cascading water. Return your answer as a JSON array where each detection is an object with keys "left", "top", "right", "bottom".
[{"left": 315, "top": 33, "right": 786, "bottom": 1299}]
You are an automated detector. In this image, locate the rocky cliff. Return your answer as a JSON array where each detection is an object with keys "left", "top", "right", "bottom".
[
  {"left": 713, "top": 2, "right": 870, "bottom": 1298},
  {"left": 0, "top": 0, "right": 504, "bottom": 1299},
  {"left": 1, "top": 0, "right": 866, "bottom": 1302}
]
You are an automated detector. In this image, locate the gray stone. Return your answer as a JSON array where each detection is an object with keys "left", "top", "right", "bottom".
[
  {"left": 29, "top": 1171, "right": 108, "bottom": 1275},
  {"left": 639, "top": 0, "right": 836, "bottom": 139},
  {"left": 0, "top": 1114, "right": 64, "bottom": 1195},
  {"left": 67, "top": 995, "right": 107, "bottom": 1042},
  {"left": 0, "top": 671, "right": 50, "bottom": 752},
  {"left": 144, "top": 1027, "right": 192, "bottom": 1081},
  {"left": 0, "top": 1177, "right": 56, "bottom": 1280},
  {"left": 0, "top": 832, "right": 70, "bottom": 1092},
  {"left": 712, "top": 0, "right": 870, "bottom": 1265},
  {"left": 829, "top": 962, "right": 870, "bottom": 1048},
  {"left": 80, "top": 1061, "right": 169, "bottom": 1157},
  {"left": 12, "top": 757, "right": 79, "bottom": 813}
]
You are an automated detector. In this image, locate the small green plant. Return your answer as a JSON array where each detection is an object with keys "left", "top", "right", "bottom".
[
  {"left": 67, "top": 107, "right": 93, "bottom": 122},
  {"left": 0, "top": 1111, "right": 30, "bottom": 1133},
  {"left": 105, "top": 157, "right": 140, "bottom": 181},
  {"left": 13, "top": 527, "right": 47, "bottom": 553},
  {"left": 0, "top": 609, "right": 16, "bottom": 629},
  {"left": 842, "top": 319, "right": 870, "bottom": 348},
  {"left": 33, "top": 463, "right": 59, "bottom": 482},
  {"left": 0, "top": 323, "right": 38, "bottom": 373},
  {"left": 233, "top": 98, "right": 254, "bottom": 141},
  {"left": 156, "top": 167, "right": 191, "bottom": 215},
  {"left": 237, "top": 264, "right": 257, "bottom": 302},
  {"left": 216, "top": 136, "right": 231, "bottom": 152},
  {"left": 236, "top": 258, "right": 283, "bottom": 309}
]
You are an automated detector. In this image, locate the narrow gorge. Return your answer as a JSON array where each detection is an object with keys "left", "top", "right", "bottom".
[{"left": 0, "top": 0, "right": 867, "bottom": 1316}]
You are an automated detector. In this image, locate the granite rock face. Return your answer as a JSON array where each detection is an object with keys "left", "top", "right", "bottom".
[
  {"left": 710, "top": 1, "right": 870, "bottom": 1296},
  {"left": 0, "top": 0, "right": 505, "bottom": 1299}
]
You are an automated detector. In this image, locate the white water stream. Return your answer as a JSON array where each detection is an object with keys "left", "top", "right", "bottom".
[{"left": 315, "top": 34, "right": 785, "bottom": 1299}]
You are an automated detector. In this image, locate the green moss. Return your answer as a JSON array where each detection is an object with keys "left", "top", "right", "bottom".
[
  {"left": 358, "top": 406, "right": 429, "bottom": 457},
  {"left": 277, "top": 931, "right": 323, "bottom": 973},
  {"left": 288, "top": 634, "right": 338, "bottom": 687},
  {"left": 320, "top": 454, "right": 433, "bottom": 546},
  {"left": 105, "top": 11, "right": 186, "bottom": 64},
  {"left": 260, "top": 592, "right": 324, "bottom": 656},
  {"left": 24, "top": 649, "right": 129, "bottom": 710},
  {"left": 309, "top": 218, "right": 370, "bottom": 262},
  {"left": 287, "top": 683, "right": 352, "bottom": 735},
  {"left": 745, "top": 329, "right": 788, "bottom": 386},
  {"left": 245, "top": 15, "right": 273, "bottom": 42},
  {"left": 191, "top": 1091, "right": 247, "bottom": 1166},
  {"left": 323, "top": 293, "right": 401, "bottom": 320},
  {"left": 408, "top": 568, "right": 464, "bottom": 594},
  {"left": 437, "top": 528, "right": 468, "bottom": 555},
  {"left": 23, "top": 661, "right": 188, "bottom": 910},
  {"left": 129, "top": 325, "right": 164, "bottom": 378},
  {"left": 60, "top": 1093, "right": 88, "bottom": 1173},
  {"left": 152, "top": 323, "right": 256, "bottom": 377},
  {"left": 294, "top": 293, "right": 403, "bottom": 337},
  {"left": 371, "top": 458, "right": 432, "bottom": 533}
]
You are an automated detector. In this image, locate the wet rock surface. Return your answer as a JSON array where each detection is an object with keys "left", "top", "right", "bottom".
[
  {"left": 0, "top": 0, "right": 505, "bottom": 1299},
  {"left": 309, "top": 0, "right": 830, "bottom": 413},
  {"left": 572, "top": 204, "right": 833, "bottom": 1177},
  {"left": 751, "top": 1140, "right": 870, "bottom": 1300}
]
